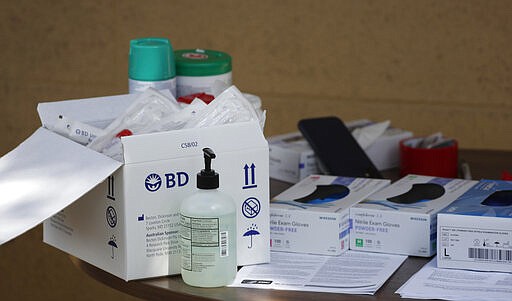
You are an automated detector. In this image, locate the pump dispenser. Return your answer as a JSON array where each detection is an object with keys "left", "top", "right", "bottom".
[
  {"left": 197, "top": 147, "right": 219, "bottom": 189},
  {"left": 179, "top": 148, "right": 237, "bottom": 287}
]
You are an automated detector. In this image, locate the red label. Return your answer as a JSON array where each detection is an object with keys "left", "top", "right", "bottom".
[{"left": 182, "top": 52, "right": 208, "bottom": 60}]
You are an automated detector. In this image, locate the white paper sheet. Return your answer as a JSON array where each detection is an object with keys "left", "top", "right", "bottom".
[
  {"left": 352, "top": 120, "right": 390, "bottom": 149},
  {"left": 0, "top": 128, "right": 122, "bottom": 245},
  {"left": 229, "top": 250, "right": 407, "bottom": 295},
  {"left": 396, "top": 257, "right": 512, "bottom": 301}
]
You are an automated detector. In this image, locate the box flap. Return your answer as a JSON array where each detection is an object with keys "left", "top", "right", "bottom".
[
  {"left": 0, "top": 128, "right": 122, "bottom": 245},
  {"left": 37, "top": 93, "right": 139, "bottom": 129},
  {"left": 37, "top": 90, "right": 174, "bottom": 129}
]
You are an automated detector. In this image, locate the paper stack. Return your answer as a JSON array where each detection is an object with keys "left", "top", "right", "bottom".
[
  {"left": 230, "top": 250, "right": 407, "bottom": 295},
  {"left": 396, "top": 257, "right": 512, "bottom": 301}
]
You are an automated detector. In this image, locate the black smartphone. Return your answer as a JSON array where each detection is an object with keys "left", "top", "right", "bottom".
[{"left": 298, "top": 116, "right": 383, "bottom": 179}]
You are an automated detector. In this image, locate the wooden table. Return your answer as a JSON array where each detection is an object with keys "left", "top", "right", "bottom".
[{"left": 72, "top": 149, "right": 511, "bottom": 301}]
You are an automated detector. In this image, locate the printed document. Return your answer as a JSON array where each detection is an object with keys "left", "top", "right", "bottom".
[
  {"left": 230, "top": 250, "right": 407, "bottom": 294},
  {"left": 396, "top": 257, "right": 512, "bottom": 301}
]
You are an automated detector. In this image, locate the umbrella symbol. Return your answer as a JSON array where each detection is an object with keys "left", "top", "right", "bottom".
[
  {"left": 108, "top": 236, "right": 118, "bottom": 259},
  {"left": 243, "top": 224, "right": 260, "bottom": 249}
]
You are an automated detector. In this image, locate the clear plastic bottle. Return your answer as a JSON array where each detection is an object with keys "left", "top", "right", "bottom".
[{"left": 179, "top": 148, "right": 237, "bottom": 287}]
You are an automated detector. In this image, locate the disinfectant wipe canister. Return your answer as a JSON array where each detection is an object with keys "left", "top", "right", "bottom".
[
  {"left": 129, "top": 37, "right": 177, "bottom": 96},
  {"left": 175, "top": 49, "right": 232, "bottom": 97}
]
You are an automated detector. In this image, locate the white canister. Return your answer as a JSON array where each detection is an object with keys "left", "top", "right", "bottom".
[
  {"left": 128, "top": 37, "right": 177, "bottom": 96},
  {"left": 175, "top": 49, "right": 232, "bottom": 97}
]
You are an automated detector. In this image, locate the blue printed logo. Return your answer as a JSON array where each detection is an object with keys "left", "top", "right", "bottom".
[{"left": 145, "top": 173, "right": 162, "bottom": 192}]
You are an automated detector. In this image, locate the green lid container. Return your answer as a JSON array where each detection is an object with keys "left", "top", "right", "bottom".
[
  {"left": 129, "top": 37, "right": 176, "bottom": 81},
  {"left": 175, "top": 49, "right": 232, "bottom": 77}
]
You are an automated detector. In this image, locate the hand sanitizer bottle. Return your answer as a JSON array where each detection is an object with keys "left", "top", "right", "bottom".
[{"left": 179, "top": 148, "right": 237, "bottom": 287}]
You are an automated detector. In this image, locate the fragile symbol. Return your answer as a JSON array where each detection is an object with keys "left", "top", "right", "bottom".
[{"left": 242, "top": 197, "right": 261, "bottom": 219}]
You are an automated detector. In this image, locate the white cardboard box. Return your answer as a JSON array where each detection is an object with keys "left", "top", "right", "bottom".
[
  {"left": 0, "top": 93, "right": 270, "bottom": 281},
  {"left": 437, "top": 179, "right": 512, "bottom": 273},
  {"left": 350, "top": 175, "right": 477, "bottom": 257},
  {"left": 270, "top": 175, "right": 390, "bottom": 255},
  {"left": 268, "top": 122, "right": 413, "bottom": 183},
  {"left": 268, "top": 132, "right": 318, "bottom": 184}
]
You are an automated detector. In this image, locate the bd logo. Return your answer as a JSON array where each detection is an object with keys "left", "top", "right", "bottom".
[
  {"left": 145, "top": 171, "right": 190, "bottom": 192},
  {"left": 145, "top": 174, "right": 162, "bottom": 192}
]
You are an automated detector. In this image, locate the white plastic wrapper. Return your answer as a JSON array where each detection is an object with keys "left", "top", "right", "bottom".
[
  {"left": 145, "top": 98, "right": 208, "bottom": 133},
  {"left": 80, "top": 85, "right": 265, "bottom": 162},
  {"left": 183, "top": 86, "right": 266, "bottom": 130},
  {"left": 44, "top": 115, "right": 105, "bottom": 145},
  {"left": 87, "top": 88, "right": 181, "bottom": 157},
  {"left": 352, "top": 120, "right": 390, "bottom": 150}
]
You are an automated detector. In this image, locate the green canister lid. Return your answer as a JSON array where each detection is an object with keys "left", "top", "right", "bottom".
[
  {"left": 175, "top": 49, "right": 232, "bottom": 76},
  {"left": 129, "top": 37, "right": 176, "bottom": 81}
]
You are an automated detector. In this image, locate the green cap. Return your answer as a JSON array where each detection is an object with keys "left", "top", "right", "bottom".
[
  {"left": 175, "top": 49, "right": 231, "bottom": 76},
  {"left": 129, "top": 37, "right": 176, "bottom": 81}
]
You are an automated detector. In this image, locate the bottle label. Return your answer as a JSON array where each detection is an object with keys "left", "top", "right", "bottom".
[
  {"left": 175, "top": 72, "right": 232, "bottom": 97},
  {"left": 128, "top": 78, "right": 177, "bottom": 97},
  {"left": 180, "top": 214, "right": 229, "bottom": 272}
]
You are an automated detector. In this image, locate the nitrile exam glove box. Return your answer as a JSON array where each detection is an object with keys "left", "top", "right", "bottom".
[
  {"left": 270, "top": 175, "right": 390, "bottom": 255},
  {"left": 437, "top": 179, "right": 512, "bottom": 273},
  {"left": 350, "top": 174, "right": 477, "bottom": 257},
  {"left": 1, "top": 92, "right": 270, "bottom": 281}
]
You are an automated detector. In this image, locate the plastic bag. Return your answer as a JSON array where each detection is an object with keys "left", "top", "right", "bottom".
[
  {"left": 44, "top": 114, "right": 105, "bottom": 145},
  {"left": 145, "top": 98, "right": 208, "bottom": 133},
  {"left": 183, "top": 86, "right": 266, "bottom": 130},
  {"left": 87, "top": 88, "right": 181, "bottom": 157},
  {"left": 87, "top": 86, "right": 265, "bottom": 162}
]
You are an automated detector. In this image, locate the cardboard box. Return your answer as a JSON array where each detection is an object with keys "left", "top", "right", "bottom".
[
  {"left": 1, "top": 93, "right": 270, "bottom": 281},
  {"left": 268, "top": 121, "right": 413, "bottom": 183},
  {"left": 268, "top": 132, "right": 319, "bottom": 184},
  {"left": 437, "top": 179, "right": 512, "bottom": 273},
  {"left": 270, "top": 175, "right": 390, "bottom": 255},
  {"left": 350, "top": 175, "right": 477, "bottom": 257}
]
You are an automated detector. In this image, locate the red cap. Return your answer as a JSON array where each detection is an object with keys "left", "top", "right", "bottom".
[
  {"left": 177, "top": 92, "right": 215, "bottom": 104},
  {"left": 116, "top": 129, "right": 133, "bottom": 138}
]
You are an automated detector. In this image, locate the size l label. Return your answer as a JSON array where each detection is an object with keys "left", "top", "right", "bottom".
[{"left": 439, "top": 226, "right": 512, "bottom": 264}]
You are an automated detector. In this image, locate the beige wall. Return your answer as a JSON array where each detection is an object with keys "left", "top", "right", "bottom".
[{"left": 1, "top": 1, "right": 511, "bottom": 300}]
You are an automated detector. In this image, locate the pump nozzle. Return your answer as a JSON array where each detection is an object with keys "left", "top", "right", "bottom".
[
  {"left": 202, "top": 148, "right": 216, "bottom": 175},
  {"left": 197, "top": 148, "right": 219, "bottom": 189}
]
